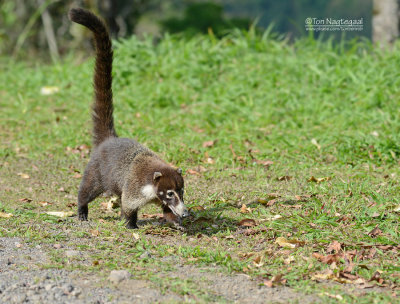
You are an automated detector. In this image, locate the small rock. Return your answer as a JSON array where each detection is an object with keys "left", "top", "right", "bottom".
[
  {"left": 65, "top": 250, "right": 79, "bottom": 258},
  {"left": 109, "top": 270, "right": 131, "bottom": 284},
  {"left": 45, "top": 284, "right": 53, "bottom": 291}
]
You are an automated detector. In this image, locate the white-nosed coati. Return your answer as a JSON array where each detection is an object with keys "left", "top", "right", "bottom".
[{"left": 69, "top": 8, "right": 189, "bottom": 229}]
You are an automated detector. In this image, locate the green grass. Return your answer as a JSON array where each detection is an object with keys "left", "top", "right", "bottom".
[{"left": 1, "top": 30, "right": 400, "bottom": 302}]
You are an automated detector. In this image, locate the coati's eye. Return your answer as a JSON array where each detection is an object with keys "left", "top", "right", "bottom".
[{"left": 166, "top": 190, "right": 174, "bottom": 199}]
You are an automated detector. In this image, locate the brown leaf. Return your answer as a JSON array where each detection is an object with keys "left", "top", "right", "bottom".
[
  {"left": 18, "top": 198, "right": 32, "bottom": 202},
  {"left": 38, "top": 201, "right": 52, "bottom": 207},
  {"left": 142, "top": 213, "right": 163, "bottom": 219},
  {"left": 368, "top": 225, "right": 383, "bottom": 238},
  {"left": 90, "top": 230, "right": 100, "bottom": 237},
  {"left": 277, "top": 176, "right": 292, "bottom": 181},
  {"left": 327, "top": 241, "right": 341, "bottom": 253},
  {"left": 275, "top": 237, "right": 305, "bottom": 249},
  {"left": 0, "top": 212, "right": 13, "bottom": 218},
  {"left": 312, "top": 253, "right": 339, "bottom": 264},
  {"left": 238, "top": 219, "right": 257, "bottom": 227},
  {"left": 240, "top": 204, "right": 251, "bottom": 213},
  {"left": 308, "top": 176, "right": 331, "bottom": 183},
  {"left": 253, "top": 159, "right": 274, "bottom": 168},
  {"left": 202, "top": 140, "right": 216, "bottom": 148},
  {"left": 73, "top": 173, "right": 82, "bottom": 179},
  {"left": 187, "top": 169, "right": 201, "bottom": 176}
]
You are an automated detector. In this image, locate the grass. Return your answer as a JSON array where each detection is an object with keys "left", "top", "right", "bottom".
[{"left": 1, "top": 30, "right": 400, "bottom": 302}]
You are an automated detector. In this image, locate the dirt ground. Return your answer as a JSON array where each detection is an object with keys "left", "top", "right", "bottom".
[{"left": 0, "top": 237, "right": 322, "bottom": 304}]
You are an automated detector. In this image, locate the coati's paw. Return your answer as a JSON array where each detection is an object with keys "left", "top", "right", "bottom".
[
  {"left": 78, "top": 206, "right": 88, "bottom": 221},
  {"left": 126, "top": 222, "right": 139, "bottom": 229}
]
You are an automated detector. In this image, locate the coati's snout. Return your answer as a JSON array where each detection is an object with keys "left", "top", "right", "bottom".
[{"left": 153, "top": 169, "right": 189, "bottom": 218}]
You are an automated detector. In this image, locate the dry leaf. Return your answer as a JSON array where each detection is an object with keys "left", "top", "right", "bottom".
[
  {"left": 202, "top": 140, "right": 216, "bottom": 148},
  {"left": 238, "top": 219, "right": 257, "bottom": 227},
  {"left": 308, "top": 176, "right": 331, "bottom": 183},
  {"left": 40, "top": 86, "right": 59, "bottom": 95},
  {"left": 311, "top": 138, "right": 321, "bottom": 150},
  {"left": 284, "top": 256, "right": 295, "bottom": 265},
  {"left": 327, "top": 241, "right": 341, "bottom": 253},
  {"left": 45, "top": 211, "right": 74, "bottom": 218},
  {"left": 240, "top": 204, "right": 251, "bottom": 214},
  {"left": 368, "top": 225, "right": 382, "bottom": 238},
  {"left": 142, "top": 213, "right": 163, "bottom": 219},
  {"left": 187, "top": 169, "right": 201, "bottom": 176},
  {"left": 312, "top": 253, "right": 339, "bottom": 264},
  {"left": 253, "top": 255, "right": 264, "bottom": 267},
  {"left": 91, "top": 229, "right": 100, "bottom": 237},
  {"left": 73, "top": 173, "right": 82, "bottom": 179},
  {"left": 267, "top": 193, "right": 280, "bottom": 199},
  {"left": 277, "top": 176, "right": 292, "bottom": 181},
  {"left": 17, "top": 173, "right": 30, "bottom": 179},
  {"left": 38, "top": 201, "right": 52, "bottom": 207},
  {"left": 19, "top": 198, "right": 32, "bottom": 202},
  {"left": 0, "top": 212, "right": 13, "bottom": 218},
  {"left": 323, "top": 293, "right": 343, "bottom": 301},
  {"left": 275, "top": 237, "right": 304, "bottom": 249},
  {"left": 132, "top": 233, "right": 140, "bottom": 240}
]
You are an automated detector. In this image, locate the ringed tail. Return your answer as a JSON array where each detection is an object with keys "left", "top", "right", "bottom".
[{"left": 69, "top": 8, "right": 117, "bottom": 146}]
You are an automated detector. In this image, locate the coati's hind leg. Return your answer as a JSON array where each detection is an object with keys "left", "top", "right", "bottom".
[{"left": 77, "top": 167, "right": 103, "bottom": 221}]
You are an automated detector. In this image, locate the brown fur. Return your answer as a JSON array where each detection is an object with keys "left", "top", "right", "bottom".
[{"left": 68, "top": 8, "right": 188, "bottom": 229}]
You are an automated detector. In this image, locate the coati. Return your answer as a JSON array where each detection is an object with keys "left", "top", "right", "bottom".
[{"left": 68, "top": 8, "right": 189, "bottom": 229}]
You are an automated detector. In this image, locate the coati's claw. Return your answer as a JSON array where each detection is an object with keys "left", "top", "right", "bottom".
[{"left": 78, "top": 207, "right": 88, "bottom": 221}]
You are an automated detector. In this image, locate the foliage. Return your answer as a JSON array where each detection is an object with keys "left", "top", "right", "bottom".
[{"left": 161, "top": 2, "right": 251, "bottom": 37}]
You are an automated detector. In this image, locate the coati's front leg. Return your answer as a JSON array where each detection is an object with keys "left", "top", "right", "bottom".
[
  {"left": 121, "top": 207, "right": 138, "bottom": 229},
  {"left": 77, "top": 167, "right": 103, "bottom": 221}
]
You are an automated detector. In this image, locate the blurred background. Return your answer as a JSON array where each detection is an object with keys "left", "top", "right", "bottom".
[{"left": 0, "top": 0, "right": 377, "bottom": 61}]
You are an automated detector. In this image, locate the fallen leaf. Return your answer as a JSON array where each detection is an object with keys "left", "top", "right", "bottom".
[
  {"left": 327, "top": 241, "right": 341, "bottom": 253},
  {"left": 311, "top": 138, "right": 321, "bottom": 150},
  {"left": 38, "top": 201, "right": 52, "bottom": 207},
  {"left": 17, "top": 173, "right": 30, "bottom": 179},
  {"left": 40, "top": 86, "right": 59, "bottom": 95},
  {"left": 238, "top": 219, "right": 257, "bottom": 227},
  {"left": 323, "top": 293, "right": 343, "bottom": 301},
  {"left": 0, "top": 212, "right": 13, "bottom": 218},
  {"left": 253, "top": 255, "right": 264, "bottom": 267},
  {"left": 308, "top": 176, "right": 331, "bottom": 183},
  {"left": 202, "top": 140, "right": 216, "bottom": 148},
  {"left": 187, "top": 169, "right": 201, "bottom": 176},
  {"left": 312, "top": 253, "right": 339, "bottom": 264},
  {"left": 277, "top": 176, "right": 292, "bottom": 181},
  {"left": 253, "top": 159, "right": 274, "bottom": 168},
  {"left": 263, "top": 274, "right": 286, "bottom": 288},
  {"left": 132, "top": 233, "right": 140, "bottom": 240},
  {"left": 53, "top": 244, "right": 62, "bottom": 249},
  {"left": 45, "top": 211, "right": 74, "bottom": 218},
  {"left": 18, "top": 198, "right": 32, "bottom": 202},
  {"left": 284, "top": 256, "right": 295, "bottom": 265},
  {"left": 240, "top": 204, "right": 251, "bottom": 214},
  {"left": 267, "top": 193, "right": 280, "bottom": 199},
  {"left": 91, "top": 229, "right": 100, "bottom": 237},
  {"left": 275, "top": 237, "right": 304, "bottom": 249},
  {"left": 73, "top": 173, "right": 82, "bottom": 179},
  {"left": 368, "top": 225, "right": 383, "bottom": 238},
  {"left": 142, "top": 213, "right": 163, "bottom": 219}
]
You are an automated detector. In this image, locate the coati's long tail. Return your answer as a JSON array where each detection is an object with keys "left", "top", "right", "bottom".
[{"left": 69, "top": 8, "right": 117, "bottom": 147}]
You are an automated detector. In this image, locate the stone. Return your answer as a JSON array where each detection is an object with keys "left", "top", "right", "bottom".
[{"left": 109, "top": 270, "right": 131, "bottom": 284}]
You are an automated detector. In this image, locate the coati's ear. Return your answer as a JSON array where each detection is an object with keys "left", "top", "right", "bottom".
[
  {"left": 153, "top": 171, "right": 162, "bottom": 181},
  {"left": 177, "top": 168, "right": 182, "bottom": 175}
]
